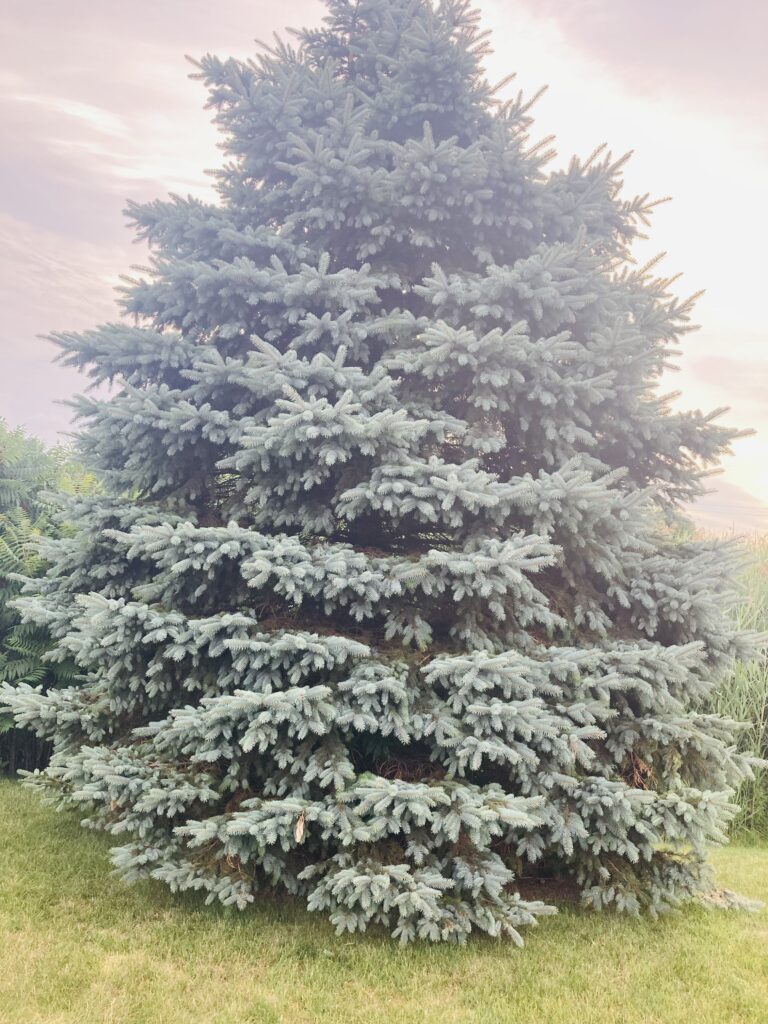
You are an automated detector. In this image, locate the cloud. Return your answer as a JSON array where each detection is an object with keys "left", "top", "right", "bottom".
[
  {"left": 689, "top": 477, "right": 768, "bottom": 536},
  {"left": 0, "top": 210, "right": 126, "bottom": 442},
  {"left": 11, "top": 94, "right": 130, "bottom": 137},
  {"left": 692, "top": 352, "right": 767, "bottom": 411},
  {"left": 0, "top": 0, "right": 323, "bottom": 440},
  {"left": 0, "top": 1, "right": 324, "bottom": 242},
  {"left": 513, "top": 0, "right": 768, "bottom": 121},
  {"left": 0, "top": 0, "right": 765, "bottom": 512}
]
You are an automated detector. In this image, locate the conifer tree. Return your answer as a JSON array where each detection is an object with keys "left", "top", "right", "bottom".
[{"left": 2, "top": 0, "right": 759, "bottom": 942}]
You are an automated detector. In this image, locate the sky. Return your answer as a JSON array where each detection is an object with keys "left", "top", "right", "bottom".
[{"left": 1, "top": 0, "right": 766, "bottom": 529}]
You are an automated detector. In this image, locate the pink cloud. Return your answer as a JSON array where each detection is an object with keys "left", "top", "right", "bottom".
[{"left": 514, "top": 0, "right": 767, "bottom": 120}]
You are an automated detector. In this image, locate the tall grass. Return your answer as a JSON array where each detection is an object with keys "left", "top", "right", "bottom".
[{"left": 710, "top": 537, "right": 768, "bottom": 839}]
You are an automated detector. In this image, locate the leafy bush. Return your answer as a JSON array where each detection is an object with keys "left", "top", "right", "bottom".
[{"left": 0, "top": 421, "right": 95, "bottom": 773}]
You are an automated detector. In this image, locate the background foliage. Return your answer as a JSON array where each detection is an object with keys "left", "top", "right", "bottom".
[
  {"left": 710, "top": 537, "right": 768, "bottom": 840},
  {"left": 0, "top": 420, "right": 96, "bottom": 773}
]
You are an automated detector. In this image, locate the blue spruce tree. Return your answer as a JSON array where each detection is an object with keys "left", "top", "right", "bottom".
[{"left": 2, "top": 0, "right": 759, "bottom": 942}]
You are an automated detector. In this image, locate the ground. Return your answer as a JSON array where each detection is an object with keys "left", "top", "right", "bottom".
[{"left": 1, "top": 780, "right": 766, "bottom": 1024}]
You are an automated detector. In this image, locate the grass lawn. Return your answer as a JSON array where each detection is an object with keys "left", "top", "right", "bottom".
[{"left": 1, "top": 780, "right": 767, "bottom": 1024}]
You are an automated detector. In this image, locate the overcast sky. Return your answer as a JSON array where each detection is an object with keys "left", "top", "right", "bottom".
[{"left": 1, "top": 0, "right": 766, "bottom": 521}]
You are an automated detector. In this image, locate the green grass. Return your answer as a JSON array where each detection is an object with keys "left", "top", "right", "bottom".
[{"left": 1, "top": 781, "right": 767, "bottom": 1024}]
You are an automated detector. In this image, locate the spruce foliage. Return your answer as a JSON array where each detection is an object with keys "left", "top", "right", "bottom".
[{"left": 1, "top": 1, "right": 760, "bottom": 942}]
